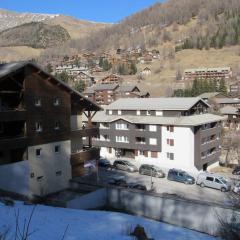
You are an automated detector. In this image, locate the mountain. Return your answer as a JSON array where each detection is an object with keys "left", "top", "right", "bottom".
[{"left": 0, "top": 22, "right": 70, "bottom": 48}]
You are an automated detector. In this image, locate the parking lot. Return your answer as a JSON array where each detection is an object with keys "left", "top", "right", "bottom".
[{"left": 97, "top": 166, "right": 238, "bottom": 206}]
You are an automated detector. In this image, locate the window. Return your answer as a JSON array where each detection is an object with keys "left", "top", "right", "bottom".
[
  {"left": 36, "top": 148, "right": 42, "bottom": 157},
  {"left": 215, "top": 178, "right": 221, "bottom": 184},
  {"left": 35, "top": 98, "right": 41, "bottom": 107},
  {"left": 156, "top": 111, "right": 163, "bottom": 116},
  {"left": 167, "top": 139, "right": 174, "bottom": 146},
  {"left": 136, "top": 110, "right": 141, "bottom": 116},
  {"left": 55, "top": 145, "right": 60, "bottom": 153},
  {"left": 149, "top": 125, "right": 157, "bottom": 132},
  {"left": 149, "top": 138, "right": 157, "bottom": 145},
  {"left": 35, "top": 122, "right": 42, "bottom": 132},
  {"left": 139, "top": 150, "right": 145, "bottom": 156},
  {"left": 206, "top": 177, "right": 214, "bottom": 181},
  {"left": 54, "top": 121, "right": 60, "bottom": 130},
  {"left": 146, "top": 110, "right": 151, "bottom": 116},
  {"left": 167, "top": 152, "right": 174, "bottom": 160},
  {"left": 109, "top": 110, "right": 112, "bottom": 115},
  {"left": 116, "top": 136, "right": 129, "bottom": 143},
  {"left": 118, "top": 110, "right": 122, "bottom": 115},
  {"left": 53, "top": 98, "right": 60, "bottom": 106},
  {"left": 56, "top": 171, "right": 62, "bottom": 176},
  {"left": 167, "top": 126, "right": 174, "bottom": 132},
  {"left": 116, "top": 123, "right": 129, "bottom": 130},
  {"left": 37, "top": 176, "right": 44, "bottom": 182},
  {"left": 151, "top": 151, "right": 158, "bottom": 158}
]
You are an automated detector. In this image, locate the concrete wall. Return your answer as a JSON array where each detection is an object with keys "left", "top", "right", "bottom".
[
  {"left": 106, "top": 187, "right": 238, "bottom": 236},
  {"left": 67, "top": 188, "right": 107, "bottom": 209},
  {"left": 0, "top": 161, "right": 30, "bottom": 196},
  {"left": 71, "top": 115, "right": 83, "bottom": 130},
  {"left": 28, "top": 140, "right": 71, "bottom": 196}
]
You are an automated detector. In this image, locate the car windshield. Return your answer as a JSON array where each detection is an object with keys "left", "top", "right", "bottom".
[
  {"left": 219, "top": 177, "right": 227, "bottom": 184},
  {"left": 125, "top": 161, "right": 134, "bottom": 166}
]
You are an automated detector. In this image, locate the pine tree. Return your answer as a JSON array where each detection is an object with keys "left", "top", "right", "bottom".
[
  {"left": 218, "top": 78, "right": 227, "bottom": 94},
  {"left": 74, "top": 80, "right": 85, "bottom": 93}
]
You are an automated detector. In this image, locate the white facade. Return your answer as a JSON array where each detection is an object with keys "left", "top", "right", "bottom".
[
  {"left": 28, "top": 140, "right": 71, "bottom": 196},
  {"left": 100, "top": 126, "right": 212, "bottom": 175}
]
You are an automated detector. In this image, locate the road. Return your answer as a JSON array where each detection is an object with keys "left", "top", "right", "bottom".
[{"left": 97, "top": 167, "right": 235, "bottom": 206}]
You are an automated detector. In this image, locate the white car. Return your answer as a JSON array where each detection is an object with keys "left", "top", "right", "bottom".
[{"left": 233, "top": 182, "right": 240, "bottom": 195}]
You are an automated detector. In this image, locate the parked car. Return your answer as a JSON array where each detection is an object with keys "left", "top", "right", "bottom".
[
  {"left": 233, "top": 182, "right": 240, "bottom": 195},
  {"left": 139, "top": 164, "right": 165, "bottom": 178},
  {"left": 127, "top": 183, "right": 147, "bottom": 191},
  {"left": 196, "top": 172, "right": 231, "bottom": 192},
  {"left": 108, "top": 176, "right": 127, "bottom": 187},
  {"left": 113, "top": 160, "right": 138, "bottom": 172},
  {"left": 232, "top": 165, "right": 240, "bottom": 175},
  {"left": 167, "top": 169, "right": 195, "bottom": 184},
  {"left": 98, "top": 158, "right": 111, "bottom": 168}
]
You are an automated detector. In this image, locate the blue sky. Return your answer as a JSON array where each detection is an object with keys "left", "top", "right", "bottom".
[{"left": 0, "top": 0, "right": 162, "bottom": 23}]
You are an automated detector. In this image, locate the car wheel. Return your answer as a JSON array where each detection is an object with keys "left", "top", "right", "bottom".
[
  {"left": 221, "top": 187, "right": 227, "bottom": 192},
  {"left": 200, "top": 183, "right": 205, "bottom": 188}
]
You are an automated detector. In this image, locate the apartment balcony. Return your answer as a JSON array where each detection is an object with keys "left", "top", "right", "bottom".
[
  {"left": 201, "top": 125, "right": 221, "bottom": 138},
  {"left": 0, "top": 135, "right": 27, "bottom": 150},
  {"left": 70, "top": 147, "right": 100, "bottom": 166},
  {"left": 0, "top": 108, "right": 26, "bottom": 122},
  {"left": 201, "top": 150, "right": 221, "bottom": 164},
  {"left": 71, "top": 127, "right": 99, "bottom": 138},
  {"left": 201, "top": 138, "right": 221, "bottom": 152}
]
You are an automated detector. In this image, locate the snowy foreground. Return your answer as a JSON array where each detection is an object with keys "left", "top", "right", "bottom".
[{"left": 0, "top": 202, "right": 219, "bottom": 240}]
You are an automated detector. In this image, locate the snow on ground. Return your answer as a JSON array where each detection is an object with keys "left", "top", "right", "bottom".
[{"left": 0, "top": 201, "right": 219, "bottom": 240}]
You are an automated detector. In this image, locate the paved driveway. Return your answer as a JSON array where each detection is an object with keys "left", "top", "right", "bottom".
[{"left": 97, "top": 167, "right": 236, "bottom": 206}]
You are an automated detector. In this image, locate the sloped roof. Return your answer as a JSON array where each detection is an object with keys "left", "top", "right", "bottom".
[
  {"left": 198, "top": 92, "right": 225, "bottom": 99},
  {"left": 106, "top": 97, "right": 209, "bottom": 111},
  {"left": 0, "top": 62, "right": 101, "bottom": 111},
  {"left": 84, "top": 110, "right": 225, "bottom": 126},
  {"left": 117, "top": 85, "right": 140, "bottom": 92},
  {"left": 220, "top": 106, "right": 239, "bottom": 115},
  {"left": 93, "top": 83, "right": 119, "bottom": 91},
  {"left": 214, "top": 98, "right": 240, "bottom": 104}
]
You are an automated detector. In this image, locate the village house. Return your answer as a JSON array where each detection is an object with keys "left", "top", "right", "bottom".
[
  {"left": 89, "top": 98, "right": 224, "bottom": 174},
  {"left": 97, "top": 74, "right": 123, "bottom": 85},
  {"left": 0, "top": 62, "right": 101, "bottom": 197},
  {"left": 141, "top": 67, "right": 152, "bottom": 76},
  {"left": 220, "top": 106, "right": 240, "bottom": 130}
]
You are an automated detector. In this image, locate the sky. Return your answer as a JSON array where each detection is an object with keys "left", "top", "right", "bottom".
[{"left": 0, "top": 0, "right": 162, "bottom": 23}]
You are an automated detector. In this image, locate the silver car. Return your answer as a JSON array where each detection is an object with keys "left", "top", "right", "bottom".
[
  {"left": 113, "top": 160, "right": 138, "bottom": 172},
  {"left": 196, "top": 172, "right": 231, "bottom": 192}
]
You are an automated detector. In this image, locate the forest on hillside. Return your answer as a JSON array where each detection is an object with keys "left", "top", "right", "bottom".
[{"left": 69, "top": 0, "right": 240, "bottom": 51}]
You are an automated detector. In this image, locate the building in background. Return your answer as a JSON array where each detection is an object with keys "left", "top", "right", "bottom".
[
  {"left": 89, "top": 98, "right": 224, "bottom": 174},
  {"left": 0, "top": 62, "right": 101, "bottom": 197}
]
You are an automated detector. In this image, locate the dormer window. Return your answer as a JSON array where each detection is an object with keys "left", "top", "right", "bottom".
[
  {"left": 53, "top": 98, "right": 60, "bottom": 106},
  {"left": 146, "top": 110, "right": 151, "bottom": 116},
  {"left": 35, "top": 122, "right": 42, "bottom": 132},
  {"left": 35, "top": 98, "right": 41, "bottom": 107}
]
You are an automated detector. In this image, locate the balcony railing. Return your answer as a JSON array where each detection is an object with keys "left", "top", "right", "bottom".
[
  {"left": 71, "top": 127, "right": 99, "bottom": 138},
  {"left": 0, "top": 108, "right": 26, "bottom": 121},
  {"left": 0, "top": 135, "right": 27, "bottom": 150}
]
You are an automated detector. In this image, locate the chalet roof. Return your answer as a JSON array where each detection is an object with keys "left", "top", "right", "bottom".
[
  {"left": 0, "top": 62, "right": 101, "bottom": 111},
  {"left": 117, "top": 85, "right": 140, "bottom": 92},
  {"left": 220, "top": 106, "right": 239, "bottom": 115},
  {"left": 198, "top": 92, "right": 226, "bottom": 99},
  {"left": 214, "top": 98, "right": 240, "bottom": 104},
  {"left": 106, "top": 97, "right": 210, "bottom": 111},
  {"left": 93, "top": 83, "right": 119, "bottom": 91},
  {"left": 84, "top": 110, "right": 225, "bottom": 127}
]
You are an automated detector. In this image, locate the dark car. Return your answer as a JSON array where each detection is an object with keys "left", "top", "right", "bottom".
[
  {"left": 108, "top": 176, "right": 127, "bottom": 187},
  {"left": 113, "top": 160, "right": 138, "bottom": 172},
  {"left": 98, "top": 158, "right": 111, "bottom": 168},
  {"left": 127, "top": 183, "right": 147, "bottom": 191},
  {"left": 167, "top": 169, "right": 195, "bottom": 184},
  {"left": 139, "top": 164, "right": 165, "bottom": 178},
  {"left": 232, "top": 165, "right": 240, "bottom": 175}
]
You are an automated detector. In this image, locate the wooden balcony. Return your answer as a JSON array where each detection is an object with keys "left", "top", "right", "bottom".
[
  {"left": 70, "top": 147, "right": 100, "bottom": 166},
  {"left": 71, "top": 127, "right": 99, "bottom": 138},
  {"left": 0, "top": 109, "right": 26, "bottom": 122},
  {"left": 0, "top": 136, "right": 27, "bottom": 150}
]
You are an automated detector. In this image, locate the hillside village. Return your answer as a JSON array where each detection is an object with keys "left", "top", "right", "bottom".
[{"left": 0, "top": 1, "right": 240, "bottom": 240}]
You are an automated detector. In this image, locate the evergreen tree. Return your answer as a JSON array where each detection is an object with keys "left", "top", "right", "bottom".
[
  {"left": 54, "top": 71, "right": 71, "bottom": 83},
  {"left": 130, "top": 62, "right": 137, "bottom": 75},
  {"left": 45, "top": 63, "right": 53, "bottom": 73},
  {"left": 218, "top": 78, "right": 227, "bottom": 94},
  {"left": 74, "top": 80, "right": 85, "bottom": 93}
]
